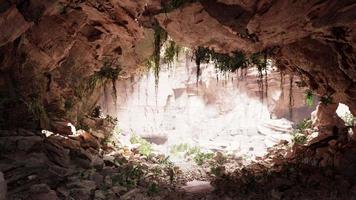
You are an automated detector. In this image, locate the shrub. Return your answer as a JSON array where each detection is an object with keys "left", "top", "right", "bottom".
[
  {"left": 170, "top": 143, "right": 189, "bottom": 155},
  {"left": 193, "top": 152, "right": 214, "bottom": 166},
  {"left": 130, "top": 135, "right": 153, "bottom": 156},
  {"left": 291, "top": 118, "right": 311, "bottom": 145}
]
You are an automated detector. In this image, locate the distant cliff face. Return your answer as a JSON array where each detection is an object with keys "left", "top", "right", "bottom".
[
  {"left": 98, "top": 52, "right": 315, "bottom": 135},
  {"left": 0, "top": 0, "right": 355, "bottom": 130}
]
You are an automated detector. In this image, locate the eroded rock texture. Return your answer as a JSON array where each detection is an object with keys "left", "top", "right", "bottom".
[{"left": 0, "top": 0, "right": 157, "bottom": 129}]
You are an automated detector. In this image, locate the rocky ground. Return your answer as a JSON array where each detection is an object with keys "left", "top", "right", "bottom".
[
  {"left": 0, "top": 115, "right": 191, "bottom": 200},
  {"left": 0, "top": 103, "right": 355, "bottom": 200}
]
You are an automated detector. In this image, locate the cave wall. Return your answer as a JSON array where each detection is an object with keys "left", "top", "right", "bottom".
[
  {"left": 0, "top": 0, "right": 158, "bottom": 129},
  {"left": 0, "top": 0, "right": 355, "bottom": 131}
]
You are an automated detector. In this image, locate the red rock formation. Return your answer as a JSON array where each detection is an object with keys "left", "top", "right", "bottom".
[
  {"left": 0, "top": 0, "right": 355, "bottom": 130},
  {"left": 0, "top": 0, "right": 157, "bottom": 129}
]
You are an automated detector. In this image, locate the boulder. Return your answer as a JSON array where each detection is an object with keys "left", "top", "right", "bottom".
[
  {"left": 50, "top": 120, "right": 74, "bottom": 135},
  {"left": 312, "top": 103, "right": 345, "bottom": 130},
  {"left": 306, "top": 130, "right": 333, "bottom": 146},
  {"left": 78, "top": 131, "right": 100, "bottom": 149},
  {"left": 0, "top": 6, "right": 31, "bottom": 46}
]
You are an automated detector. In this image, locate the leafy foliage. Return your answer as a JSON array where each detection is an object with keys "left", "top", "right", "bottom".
[
  {"left": 291, "top": 119, "right": 312, "bottom": 144},
  {"left": 75, "top": 61, "right": 121, "bottom": 100},
  {"left": 170, "top": 143, "right": 189, "bottom": 155},
  {"left": 163, "top": 40, "right": 181, "bottom": 67},
  {"left": 147, "top": 24, "right": 168, "bottom": 88},
  {"left": 130, "top": 135, "right": 153, "bottom": 157},
  {"left": 193, "top": 152, "right": 214, "bottom": 166},
  {"left": 23, "top": 95, "right": 50, "bottom": 129},
  {"left": 305, "top": 90, "right": 314, "bottom": 107},
  {"left": 211, "top": 52, "right": 248, "bottom": 72},
  {"left": 193, "top": 47, "right": 269, "bottom": 73},
  {"left": 186, "top": 146, "right": 201, "bottom": 156}
]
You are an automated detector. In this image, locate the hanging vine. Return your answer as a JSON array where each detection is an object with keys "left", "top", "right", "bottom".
[
  {"left": 289, "top": 74, "right": 294, "bottom": 120},
  {"left": 263, "top": 51, "right": 268, "bottom": 100},
  {"left": 75, "top": 60, "right": 121, "bottom": 105},
  {"left": 193, "top": 47, "right": 210, "bottom": 85},
  {"left": 163, "top": 40, "right": 181, "bottom": 68},
  {"left": 146, "top": 23, "right": 168, "bottom": 93},
  {"left": 250, "top": 52, "right": 267, "bottom": 102}
]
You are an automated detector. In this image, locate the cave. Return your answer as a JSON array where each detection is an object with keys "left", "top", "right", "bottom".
[{"left": 0, "top": 0, "right": 356, "bottom": 199}]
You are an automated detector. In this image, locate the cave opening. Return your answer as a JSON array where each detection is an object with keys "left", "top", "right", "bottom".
[{"left": 97, "top": 47, "right": 316, "bottom": 168}]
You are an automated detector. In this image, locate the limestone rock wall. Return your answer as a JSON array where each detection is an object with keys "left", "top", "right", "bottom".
[{"left": 98, "top": 52, "right": 316, "bottom": 134}]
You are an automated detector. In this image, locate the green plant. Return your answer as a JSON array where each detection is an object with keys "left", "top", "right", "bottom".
[
  {"left": 291, "top": 118, "right": 311, "bottom": 144},
  {"left": 186, "top": 146, "right": 201, "bottom": 156},
  {"left": 193, "top": 47, "right": 269, "bottom": 83},
  {"left": 193, "top": 152, "right": 214, "bottom": 166},
  {"left": 157, "top": 155, "right": 173, "bottom": 166},
  {"left": 147, "top": 182, "right": 159, "bottom": 196},
  {"left": 75, "top": 61, "right": 121, "bottom": 99},
  {"left": 292, "top": 133, "right": 307, "bottom": 144},
  {"left": 320, "top": 95, "right": 333, "bottom": 105},
  {"left": 147, "top": 24, "right": 168, "bottom": 89},
  {"left": 210, "top": 165, "right": 226, "bottom": 177},
  {"left": 295, "top": 118, "right": 312, "bottom": 130},
  {"left": 130, "top": 135, "right": 153, "bottom": 156},
  {"left": 211, "top": 51, "right": 248, "bottom": 72},
  {"left": 305, "top": 90, "right": 314, "bottom": 107},
  {"left": 163, "top": 40, "right": 181, "bottom": 67},
  {"left": 170, "top": 143, "right": 189, "bottom": 155},
  {"left": 23, "top": 97, "right": 50, "bottom": 129}
]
